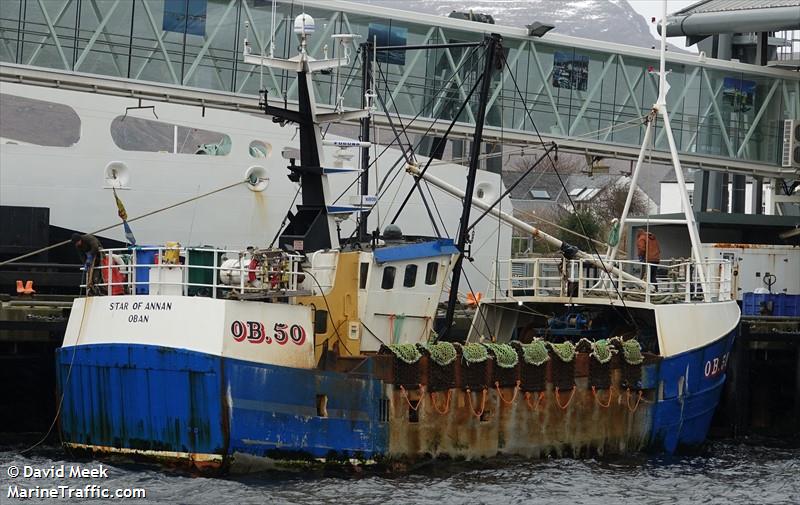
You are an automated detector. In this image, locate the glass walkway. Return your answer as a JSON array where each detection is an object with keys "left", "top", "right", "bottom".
[{"left": 1, "top": 0, "right": 798, "bottom": 173}]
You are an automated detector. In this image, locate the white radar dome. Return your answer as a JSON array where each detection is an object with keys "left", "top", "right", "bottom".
[{"left": 293, "top": 13, "right": 315, "bottom": 36}]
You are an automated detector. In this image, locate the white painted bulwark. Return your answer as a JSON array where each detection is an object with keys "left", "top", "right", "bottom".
[
  {"left": 653, "top": 301, "right": 740, "bottom": 357},
  {"left": 63, "top": 295, "right": 314, "bottom": 368}
]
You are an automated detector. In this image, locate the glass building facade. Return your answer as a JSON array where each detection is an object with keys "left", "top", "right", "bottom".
[{"left": 1, "top": 0, "right": 798, "bottom": 166}]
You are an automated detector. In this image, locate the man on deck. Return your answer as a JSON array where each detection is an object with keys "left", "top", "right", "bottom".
[
  {"left": 636, "top": 229, "right": 661, "bottom": 283},
  {"left": 72, "top": 233, "right": 103, "bottom": 292}
]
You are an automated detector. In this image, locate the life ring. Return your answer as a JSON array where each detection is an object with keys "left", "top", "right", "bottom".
[{"left": 248, "top": 257, "right": 260, "bottom": 283}]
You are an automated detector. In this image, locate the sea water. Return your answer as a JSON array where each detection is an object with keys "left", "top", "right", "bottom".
[{"left": 1, "top": 440, "right": 797, "bottom": 504}]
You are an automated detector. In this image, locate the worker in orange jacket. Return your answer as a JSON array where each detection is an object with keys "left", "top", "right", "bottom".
[{"left": 636, "top": 229, "right": 660, "bottom": 282}]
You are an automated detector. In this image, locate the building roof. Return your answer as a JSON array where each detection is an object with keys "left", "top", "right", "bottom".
[{"left": 675, "top": 0, "right": 800, "bottom": 15}]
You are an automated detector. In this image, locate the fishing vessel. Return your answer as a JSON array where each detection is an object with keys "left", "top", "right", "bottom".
[{"left": 56, "top": 8, "right": 739, "bottom": 472}]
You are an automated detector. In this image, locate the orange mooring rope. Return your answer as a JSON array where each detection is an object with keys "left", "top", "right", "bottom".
[
  {"left": 465, "top": 388, "right": 488, "bottom": 417},
  {"left": 592, "top": 385, "right": 614, "bottom": 408},
  {"left": 524, "top": 391, "right": 545, "bottom": 411},
  {"left": 626, "top": 388, "right": 644, "bottom": 413},
  {"left": 554, "top": 386, "right": 577, "bottom": 410},
  {"left": 430, "top": 390, "right": 452, "bottom": 415},
  {"left": 495, "top": 380, "right": 521, "bottom": 405}
]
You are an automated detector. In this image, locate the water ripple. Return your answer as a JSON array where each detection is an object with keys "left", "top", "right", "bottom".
[{"left": 1, "top": 440, "right": 798, "bottom": 505}]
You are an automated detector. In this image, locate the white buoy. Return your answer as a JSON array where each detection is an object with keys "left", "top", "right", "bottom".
[{"left": 293, "top": 13, "right": 315, "bottom": 36}]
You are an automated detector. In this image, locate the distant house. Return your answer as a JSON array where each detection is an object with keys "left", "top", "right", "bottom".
[
  {"left": 501, "top": 155, "right": 664, "bottom": 255},
  {"left": 502, "top": 156, "right": 661, "bottom": 218}
]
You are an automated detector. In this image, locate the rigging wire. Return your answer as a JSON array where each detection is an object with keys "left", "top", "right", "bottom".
[
  {"left": 501, "top": 55, "right": 640, "bottom": 330},
  {"left": 0, "top": 179, "right": 249, "bottom": 267},
  {"left": 330, "top": 44, "right": 481, "bottom": 207}
]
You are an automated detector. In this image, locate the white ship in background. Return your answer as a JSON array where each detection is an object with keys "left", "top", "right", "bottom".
[{"left": 0, "top": 82, "right": 511, "bottom": 293}]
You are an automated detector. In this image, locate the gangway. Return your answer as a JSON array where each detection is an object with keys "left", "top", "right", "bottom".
[{"left": 0, "top": 0, "right": 798, "bottom": 179}]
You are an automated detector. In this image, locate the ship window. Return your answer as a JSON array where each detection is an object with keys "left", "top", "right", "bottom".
[
  {"left": 249, "top": 140, "right": 271, "bottom": 158},
  {"left": 316, "top": 395, "right": 328, "bottom": 417},
  {"left": 408, "top": 400, "right": 419, "bottom": 423},
  {"left": 0, "top": 94, "right": 80, "bottom": 147},
  {"left": 381, "top": 266, "right": 396, "bottom": 289},
  {"left": 403, "top": 264, "right": 417, "bottom": 288},
  {"left": 359, "top": 262, "right": 370, "bottom": 289},
  {"left": 110, "top": 115, "right": 231, "bottom": 155},
  {"left": 425, "top": 262, "right": 438, "bottom": 285}
]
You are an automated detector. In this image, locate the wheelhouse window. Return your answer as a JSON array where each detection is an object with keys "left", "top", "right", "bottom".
[
  {"left": 381, "top": 266, "right": 396, "bottom": 289},
  {"left": 403, "top": 264, "right": 418, "bottom": 288},
  {"left": 425, "top": 262, "right": 438, "bottom": 285},
  {"left": 359, "top": 262, "right": 370, "bottom": 289}
]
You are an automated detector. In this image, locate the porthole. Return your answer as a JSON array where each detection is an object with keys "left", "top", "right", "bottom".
[{"left": 245, "top": 165, "right": 269, "bottom": 192}]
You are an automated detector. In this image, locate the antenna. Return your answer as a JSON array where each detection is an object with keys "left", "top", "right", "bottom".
[{"left": 270, "top": 0, "right": 276, "bottom": 58}]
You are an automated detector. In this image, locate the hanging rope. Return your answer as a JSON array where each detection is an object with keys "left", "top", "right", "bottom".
[
  {"left": 495, "top": 380, "right": 521, "bottom": 405},
  {"left": 0, "top": 179, "right": 249, "bottom": 267},
  {"left": 592, "top": 385, "right": 614, "bottom": 408},
  {"left": 625, "top": 388, "right": 644, "bottom": 413},
  {"left": 399, "top": 384, "right": 426, "bottom": 412},
  {"left": 554, "top": 386, "right": 577, "bottom": 410},
  {"left": 465, "top": 388, "right": 488, "bottom": 418},
  {"left": 430, "top": 390, "right": 452, "bottom": 415},
  {"left": 524, "top": 390, "right": 545, "bottom": 411}
]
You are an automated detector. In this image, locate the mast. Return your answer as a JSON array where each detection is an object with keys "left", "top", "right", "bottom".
[
  {"left": 442, "top": 33, "right": 502, "bottom": 338},
  {"left": 608, "top": 0, "right": 710, "bottom": 300},
  {"left": 358, "top": 41, "right": 372, "bottom": 242}
]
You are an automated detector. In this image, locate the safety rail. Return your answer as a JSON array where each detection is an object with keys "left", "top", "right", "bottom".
[
  {"left": 489, "top": 257, "right": 733, "bottom": 304},
  {"left": 80, "top": 246, "right": 306, "bottom": 299}
]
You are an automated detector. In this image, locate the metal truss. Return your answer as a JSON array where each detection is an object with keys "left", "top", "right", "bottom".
[{"left": 1, "top": 0, "right": 798, "bottom": 174}]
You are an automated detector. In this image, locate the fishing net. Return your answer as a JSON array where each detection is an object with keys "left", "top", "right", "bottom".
[
  {"left": 621, "top": 340, "right": 644, "bottom": 365},
  {"left": 549, "top": 341, "right": 576, "bottom": 363},
  {"left": 485, "top": 343, "right": 519, "bottom": 368},
  {"left": 520, "top": 340, "right": 550, "bottom": 366},
  {"left": 381, "top": 344, "right": 423, "bottom": 389},
  {"left": 588, "top": 339, "right": 614, "bottom": 390},
  {"left": 620, "top": 339, "right": 644, "bottom": 390},
  {"left": 422, "top": 342, "right": 457, "bottom": 392},
  {"left": 461, "top": 342, "right": 490, "bottom": 390},
  {"left": 549, "top": 341, "right": 576, "bottom": 391},
  {"left": 514, "top": 340, "right": 548, "bottom": 392},
  {"left": 486, "top": 343, "right": 519, "bottom": 387},
  {"left": 591, "top": 339, "right": 614, "bottom": 364}
]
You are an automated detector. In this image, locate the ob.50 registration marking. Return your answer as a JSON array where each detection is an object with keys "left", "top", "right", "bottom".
[{"left": 230, "top": 321, "right": 306, "bottom": 345}]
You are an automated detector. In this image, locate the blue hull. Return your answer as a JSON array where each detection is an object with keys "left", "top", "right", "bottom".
[
  {"left": 649, "top": 331, "right": 736, "bottom": 452},
  {"left": 57, "top": 344, "right": 386, "bottom": 468},
  {"left": 56, "top": 332, "right": 735, "bottom": 467}
]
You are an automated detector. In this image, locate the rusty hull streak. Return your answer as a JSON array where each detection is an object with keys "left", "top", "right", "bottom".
[{"left": 387, "top": 369, "right": 652, "bottom": 459}]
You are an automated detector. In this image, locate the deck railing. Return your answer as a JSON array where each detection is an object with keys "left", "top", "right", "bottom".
[
  {"left": 80, "top": 246, "right": 305, "bottom": 298},
  {"left": 489, "top": 256, "right": 733, "bottom": 304}
]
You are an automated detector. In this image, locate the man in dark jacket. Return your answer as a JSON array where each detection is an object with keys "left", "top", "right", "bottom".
[{"left": 72, "top": 233, "right": 103, "bottom": 291}]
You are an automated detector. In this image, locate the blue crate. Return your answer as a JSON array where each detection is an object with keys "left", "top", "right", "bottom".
[
  {"left": 777, "top": 294, "right": 800, "bottom": 317},
  {"left": 742, "top": 293, "right": 800, "bottom": 317}
]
